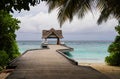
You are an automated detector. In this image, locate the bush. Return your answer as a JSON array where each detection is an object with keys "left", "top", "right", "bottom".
[
  {"left": 105, "top": 52, "right": 120, "bottom": 66},
  {"left": 0, "top": 51, "right": 9, "bottom": 70},
  {"left": 106, "top": 21, "right": 120, "bottom": 66},
  {"left": 0, "top": 10, "right": 20, "bottom": 61},
  {"left": 108, "top": 42, "right": 120, "bottom": 53}
]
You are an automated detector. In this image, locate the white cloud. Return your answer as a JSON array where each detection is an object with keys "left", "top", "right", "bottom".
[{"left": 13, "top": 2, "right": 118, "bottom": 40}]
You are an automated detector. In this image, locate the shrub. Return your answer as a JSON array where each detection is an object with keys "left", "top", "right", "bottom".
[
  {"left": 0, "top": 51, "right": 9, "bottom": 70},
  {"left": 105, "top": 52, "right": 120, "bottom": 66},
  {"left": 106, "top": 21, "right": 120, "bottom": 66},
  {"left": 0, "top": 10, "right": 20, "bottom": 61},
  {"left": 108, "top": 42, "right": 120, "bottom": 53}
]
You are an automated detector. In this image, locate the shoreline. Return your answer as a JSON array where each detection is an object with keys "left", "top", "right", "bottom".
[{"left": 79, "top": 62, "right": 120, "bottom": 79}]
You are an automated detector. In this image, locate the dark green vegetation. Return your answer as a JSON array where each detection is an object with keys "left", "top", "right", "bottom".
[
  {"left": 0, "top": 10, "right": 20, "bottom": 70},
  {"left": 0, "top": 51, "right": 9, "bottom": 71},
  {"left": 105, "top": 21, "right": 120, "bottom": 66},
  {"left": 0, "top": 0, "right": 46, "bottom": 13}
]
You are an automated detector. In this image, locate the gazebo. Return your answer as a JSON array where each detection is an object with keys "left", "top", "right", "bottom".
[{"left": 42, "top": 28, "right": 63, "bottom": 45}]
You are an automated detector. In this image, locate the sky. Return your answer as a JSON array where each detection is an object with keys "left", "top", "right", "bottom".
[{"left": 13, "top": 2, "right": 118, "bottom": 41}]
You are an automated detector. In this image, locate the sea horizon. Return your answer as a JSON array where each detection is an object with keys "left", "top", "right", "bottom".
[{"left": 17, "top": 40, "right": 113, "bottom": 42}]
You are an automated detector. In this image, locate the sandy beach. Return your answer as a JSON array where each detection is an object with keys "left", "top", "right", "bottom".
[
  {"left": 0, "top": 72, "right": 10, "bottom": 79},
  {"left": 79, "top": 63, "right": 120, "bottom": 79},
  {"left": 0, "top": 69, "right": 14, "bottom": 79}
]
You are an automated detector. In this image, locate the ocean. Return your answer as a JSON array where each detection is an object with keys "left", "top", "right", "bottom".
[{"left": 17, "top": 41, "right": 112, "bottom": 63}]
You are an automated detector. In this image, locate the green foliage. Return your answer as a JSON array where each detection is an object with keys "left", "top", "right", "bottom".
[
  {"left": 0, "top": 51, "right": 9, "bottom": 70},
  {"left": 0, "top": 10, "right": 20, "bottom": 63},
  {"left": 0, "top": 0, "right": 46, "bottom": 13},
  {"left": 114, "top": 36, "right": 120, "bottom": 42},
  {"left": 115, "top": 22, "right": 120, "bottom": 35},
  {"left": 106, "top": 21, "right": 120, "bottom": 66},
  {"left": 0, "top": 35, "right": 20, "bottom": 60},
  {"left": 105, "top": 52, "right": 120, "bottom": 66},
  {"left": 108, "top": 42, "right": 120, "bottom": 53}
]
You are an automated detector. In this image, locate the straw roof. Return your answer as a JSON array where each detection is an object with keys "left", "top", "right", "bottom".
[{"left": 42, "top": 28, "right": 63, "bottom": 39}]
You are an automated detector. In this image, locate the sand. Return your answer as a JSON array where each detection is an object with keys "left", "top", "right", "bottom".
[
  {"left": 0, "top": 69, "right": 14, "bottom": 79},
  {"left": 0, "top": 72, "right": 10, "bottom": 79},
  {"left": 79, "top": 63, "right": 120, "bottom": 79}
]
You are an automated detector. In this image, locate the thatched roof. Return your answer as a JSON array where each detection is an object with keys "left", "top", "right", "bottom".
[{"left": 42, "top": 28, "right": 63, "bottom": 39}]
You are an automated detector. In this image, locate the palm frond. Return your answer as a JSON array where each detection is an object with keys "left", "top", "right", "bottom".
[
  {"left": 97, "top": 8, "right": 112, "bottom": 24},
  {"left": 77, "top": 0, "right": 92, "bottom": 18},
  {"left": 97, "top": 0, "right": 120, "bottom": 24},
  {"left": 47, "top": 0, "right": 120, "bottom": 26},
  {"left": 57, "top": 7, "right": 68, "bottom": 27},
  {"left": 58, "top": 0, "right": 78, "bottom": 24},
  {"left": 47, "top": 0, "right": 93, "bottom": 26},
  {"left": 97, "top": 0, "right": 106, "bottom": 11},
  {"left": 47, "top": 0, "right": 65, "bottom": 13}
]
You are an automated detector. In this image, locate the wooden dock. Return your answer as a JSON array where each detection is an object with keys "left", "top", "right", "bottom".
[{"left": 6, "top": 45, "right": 110, "bottom": 79}]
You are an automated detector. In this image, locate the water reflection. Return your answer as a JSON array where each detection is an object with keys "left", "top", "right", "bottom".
[{"left": 64, "top": 52, "right": 73, "bottom": 57}]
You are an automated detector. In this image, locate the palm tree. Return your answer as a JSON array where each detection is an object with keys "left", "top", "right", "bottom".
[{"left": 46, "top": 0, "right": 120, "bottom": 26}]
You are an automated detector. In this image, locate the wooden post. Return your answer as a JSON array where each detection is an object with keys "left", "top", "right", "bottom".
[{"left": 57, "top": 38, "right": 60, "bottom": 45}]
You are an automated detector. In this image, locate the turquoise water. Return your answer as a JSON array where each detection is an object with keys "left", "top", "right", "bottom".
[
  {"left": 18, "top": 41, "right": 41, "bottom": 53},
  {"left": 17, "top": 41, "right": 111, "bottom": 63},
  {"left": 64, "top": 41, "right": 110, "bottom": 63}
]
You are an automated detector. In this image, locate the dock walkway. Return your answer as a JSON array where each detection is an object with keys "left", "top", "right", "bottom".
[{"left": 6, "top": 45, "right": 110, "bottom": 79}]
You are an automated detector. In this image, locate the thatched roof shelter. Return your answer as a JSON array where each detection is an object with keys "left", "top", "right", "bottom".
[{"left": 42, "top": 28, "right": 63, "bottom": 44}]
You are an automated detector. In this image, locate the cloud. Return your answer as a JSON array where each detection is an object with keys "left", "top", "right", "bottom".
[{"left": 13, "top": 2, "right": 118, "bottom": 40}]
